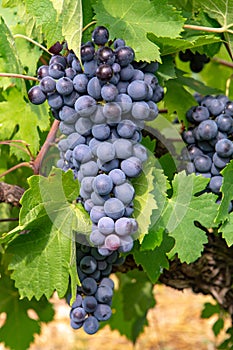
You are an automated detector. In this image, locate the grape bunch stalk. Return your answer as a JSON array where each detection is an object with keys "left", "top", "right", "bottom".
[
  {"left": 182, "top": 94, "right": 233, "bottom": 209},
  {"left": 28, "top": 25, "right": 164, "bottom": 334}
]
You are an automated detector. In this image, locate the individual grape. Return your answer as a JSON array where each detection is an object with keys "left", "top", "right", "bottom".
[
  {"left": 127, "top": 80, "right": 149, "bottom": 100},
  {"left": 113, "top": 182, "right": 135, "bottom": 205},
  {"left": 92, "top": 124, "right": 110, "bottom": 141},
  {"left": 59, "top": 106, "right": 78, "bottom": 124},
  {"left": 197, "top": 120, "right": 218, "bottom": 140},
  {"left": 92, "top": 174, "right": 113, "bottom": 195},
  {"left": 56, "top": 77, "right": 74, "bottom": 95},
  {"left": 47, "top": 92, "right": 63, "bottom": 109},
  {"left": 39, "top": 76, "right": 56, "bottom": 93},
  {"left": 216, "top": 114, "right": 233, "bottom": 133},
  {"left": 97, "top": 260, "right": 108, "bottom": 270},
  {"left": 37, "top": 65, "right": 49, "bottom": 80},
  {"left": 59, "top": 122, "right": 75, "bottom": 135},
  {"left": 96, "top": 46, "right": 115, "bottom": 65},
  {"left": 87, "top": 77, "right": 102, "bottom": 100},
  {"left": 82, "top": 296, "right": 98, "bottom": 313},
  {"left": 92, "top": 26, "right": 109, "bottom": 45},
  {"left": 70, "top": 307, "right": 87, "bottom": 323},
  {"left": 115, "top": 217, "right": 138, "bottom": 236},
  {"left": 79, "top": 161, "right": 99, "bottom": 177},
  {"left": 96, "top": 142, "right": 115, "bottom": 162},
  {"left": 90, "top": 206, "right": 105, "bottom": 224},
  {"left": 211, "top": 163, "right": 221, "bottom": 176},
  {"left": 81, "top": 43, "right": 95, "bottom": 62},
  {"left": 103, "top": 102, "right": 122, "bottom": 123},
  {"left": 115, "top": 93, "right": 132, "bottom": 114},
  {"left": 179, "top": 49, "right": 193, "bottom": 62},
  {"left": 131, "top": 101, "right": 150, "bottom": 120},
  {"left": 90, "top": 229, "right": 106, "bottom": 246},
  {"left": 121, "top": 156, "right": 143, "bottom": 177},
  {"left": 117, "top": 81, "right": 129, "bottom": 94},
  {"left": 96, "top": 64, "right": 113, "bottom": 82},
  {"left": 65, "top": 67, "right": 76, "bottom": 80},
  {"left": 133, "top": 143, "right": 148, "bottom": 162},
  {"left": 186, "top": 145, "right": 203, "bottom": 161},
  {"left": 182, "top": 130, "right": 195, "bottom": 144},
  {"left": 70, "top": 319, "right": 83, "bottom": 330},
  {"left": 118, "top": 235, "right": 134, "bottom": 253},
  {"left": 73, "top": 144, "right": 93, "bottom": 163},
  {"left": 113, "top": 38, "right": 125, "bottom": 49},
  {"left": 28, "top": 86, "right": 46, "bottom": 105},
  {"left": 192, "top": 106, "right": 210, "bottom": 122},
  {"left": 84, "top": 198, "right": 95, "bottom": 212},
  {"left": 115, "top": 46, "right": 135, "bottom": 67},
  {"left": 193, "top": 155, "right": 212, "bottom": 172},
  {"left": 74, "top": 95, "right": 97, "bottom": 117},
  {"left": 99, "top": 277, "right": 115, "bottom": 289},
  {"left": 117, "top": 120, "right": 137, "bottom": 138},
  {"left": 71, "top": 294, "right": 83, "bottom": 309},
  {"left": 113, "top": 139, "right": 133, "bottom": 159},
  {"left": 208, "top": 98, "right": 225, "bottom": 116},
  {"left": 112, "top": 62, "right": 121, "bottom": 73},
  {"left": 120, "top": 64, "right": 135, "bottom": 81},
  {"left": 73, "top": 74, "right": 88, "bottom": 93},
  {"left": 151, "top": 85, "right": 164, "bottom": 103},
  {"left": 104, "top": 198, "right": 125, "bottom": 220},
  {"left": 109, "top": 169, "right": 126, "bottom": 185},
  {"left": 81, "top": 176, "right": 94, "bottom": 193},
  {"left": 94, "top": 304, "right": 112, "bottom": 321},
  {"left": 84, "top": 59, "right": 98, "bottom": 78},
  {"left": 95, "top": 285, "right": 113, "bottom": 304},
  {"left": 63, "top": 91, "right": 80, "bottom": 107},
  {"left": 213, "top": 152, "right": 230, "bottom": 168},
  {"left": 90, "top": 106, "right": 106, "bottom": 124},
  {"left": 48, "top": 62, "right": 65, "bottom": 79},
  {"left": 104, "top": 234, "right": 121, "bottom": 251},
  {"left": 67, "top": 132, "right": 86, "bottom": 149},
  {"left": 215, "top": 139, "right": 233, "bottom": 157},
  {"left": 208, "top": 176, "right": 223, "bottom": 194},
  {"left": 146, "top": 101, "right": 159, "bottom": 121},
  {"left": 80, "top": 256, "right": 97, "bottom": 274},
  {"left": 89, "top": 138, "right": 102, "bottom": 156},
  {"left": 101, "top": 83, "right": 118, "bottom": 102},
  {"left": 75, "top": 117, "right": 93, "bottom": 136},
  {"left": 98, "top": 159, "right": 120, "bottom": 172}
]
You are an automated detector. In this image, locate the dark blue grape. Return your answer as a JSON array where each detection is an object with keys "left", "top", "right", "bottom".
[
  {"left": 82, "top": 277, "right": 98, "bottom": 295},
  {"left": 28, "top": 86, "right": 46, "bottom": 105}
]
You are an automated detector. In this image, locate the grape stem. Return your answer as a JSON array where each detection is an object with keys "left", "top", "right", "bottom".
[
  {"left": 0, "top": 72, "right": 38, "bottom": 81},
  {"left": 82, "top": 21, "right": 97, "bottom": 33},
  {"left": 0, "top": 218, "right": 19, "bottom": 222},
  {"left": 183, "top": 23, "right": 233, "bottom": 34},
  {"left": 212, "top": 57, "right": 233, "bottom": 68},
  {"left": 225, "top": 74, "right": 233, "bottom": 97},
  {"left": 33, "top": 120, "right": 60, "bottom": 175},
  {"left": 14, "top": 34, "right": 52, "bottom": 55},
  {"left": 0, "top": 162, "right": 32, "bottom": 178},
  {"left": 0, "top": 140, "right": 35, "bottom": 160}
]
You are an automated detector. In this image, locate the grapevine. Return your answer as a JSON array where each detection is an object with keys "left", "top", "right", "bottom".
[{"left": 2, "top": 1, "right": 233, "bottom": 349}]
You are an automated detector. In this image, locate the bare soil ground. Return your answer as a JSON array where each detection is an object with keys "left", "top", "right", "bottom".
[{"left": 0, "top": 285, "right": 230, "bottom": 350}]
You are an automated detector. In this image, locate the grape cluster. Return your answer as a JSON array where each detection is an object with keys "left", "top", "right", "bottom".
[
  {"left": 182, "top": 94, "right": 233, "bottom": 207},
  {"left": 179, "top": 49, "right": 210, "bottom": 73},
  {"left": 28, "top": 25, "right": 164, "bottom": 334},
  {"left": 70, "top": 237, "right": 123, "bottom": 334}
]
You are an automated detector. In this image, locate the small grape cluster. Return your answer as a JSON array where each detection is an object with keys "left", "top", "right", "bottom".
[
  {"left": 28, "top": 25, "right": 164, "bottom": 335},
  {"left": 70, "top": 238, "right": 123, "bottom": 334},
  {"left": 182, "top": 94, "right": 233, "bottom": 206},
  {"left": 179, "top": 49, "right": 210, "bottom": 73}
]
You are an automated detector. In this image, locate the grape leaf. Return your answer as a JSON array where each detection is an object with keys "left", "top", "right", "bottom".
[
  {"left": 0, "top": 16, "right": 23, "bottom": 90},
  {"left": 215, "top": 160, "right": 233, "bottom": 224},
  {"left": 133, "top": 232, "right": 174, "bottom": 283},
  {"left": 93, "top": 0, "right": 185, "bottom": 62},
  {"left": 24, "top": 0, "right": 63, "bottom": 47},
  {"left": 0, "top": 268, "right": 54, "bottom": 350},
  {"left": 194, "top": 0, "right": 233, "bottom": 58},
  {"left": 164, "top": 172, "right": 218, "bottom": 262},
  {"left": 108, "top": 270, "right": 155, "bottom": 343},
  {"left": 0, "top": 87, "right": 50, "bottom": 159},
  {"left": 132, "top": 155, "right": 158, "bottom": 240},
  {"left": 4, "top": 168, "right": 92, "bottom": 300},
  {"left": 220, "top": 212, "right": 233, "bottom": 247},
  {"left": 61, "top": 0, "right": 82, "bottom": 59}
]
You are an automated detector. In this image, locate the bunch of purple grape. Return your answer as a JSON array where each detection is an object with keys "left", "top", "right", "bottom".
[
  {"left": 182, "top": 94, "right": 233, "bottom": 207},
  {"left": 179, "top": 49, "right": 210, "bottom": 73},
  {"left": 28, "top": 25, "right": 164, "bottom": 334}
]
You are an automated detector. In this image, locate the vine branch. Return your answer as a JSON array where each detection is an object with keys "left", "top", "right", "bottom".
[
  {"left": 0, "top": 162, "right": 32, "bottom": 178},
  {"left": 183, "top": 24, "right": 233, "bottom": 34},
  {"left": 0, "top": 182, "right": 25, "bottom": 206},
  {"left": 0, "top": 73, "right": 38, "bottom": 81},
  {"left": 33, "top": 120, "right": 60, "bottom": 175}
]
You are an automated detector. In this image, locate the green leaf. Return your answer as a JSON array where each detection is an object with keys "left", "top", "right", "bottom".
[
  {"left": 141, "top": 135, "right": 156, "bottom": 153},
  {"left": 0, "top": 87, "right": 50, "bottom": 159},
  {"left": 133, "top": 232, "right": 174, "bottom": 283},
  {"left": 201, "top": 302, "right": 220, "bottom": 318},
  {"left": 165, "top": 173, "right": 218, "bottom": 262},
  {"left": 0, "top": 268, "right": 54, "bottom": 350},
  {"left": 213, "top": 318, "right": 224, "bottom": 336},
  {"left": 157, "top": 55, "right": 177, "bottom": 82},
  {"left": 215, "top": 160, "right": 233, "bottom": 224},
  {"left": 61, "top": 0, "right": 82, "bottom": 59},
  {"left": 109, "top": 270, "right": 155, "bottom": 343},
  {"left": 0, "top": 16, "right": 23, "bottom": 89},
  {"left": 220, "top": 212, "right": 233, "bottom": 247},
  {"left": 93, "top": 0, "right": 185, "bottom": 62},
  {"left": 132, "top": 155, "right": 158, "bottom": 240},
  {"left": 194, "top": 0, "right": 233, "bottom": 58},
  {"left": 24, "top": 0, "right": 62, "bottom": 48},
  {"left": 4, "top": 168, "right": 91, "bottom": 300}
]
